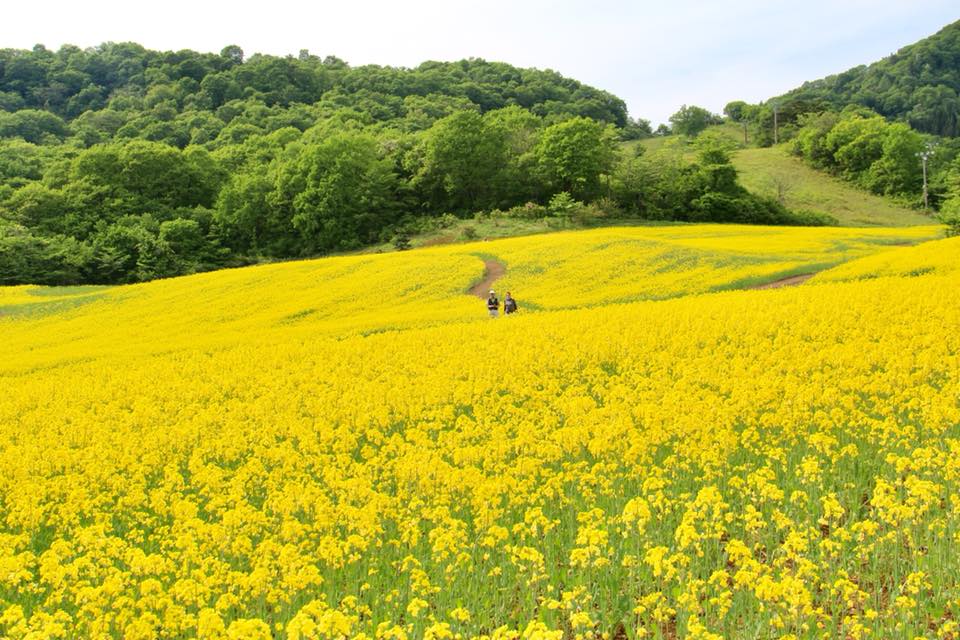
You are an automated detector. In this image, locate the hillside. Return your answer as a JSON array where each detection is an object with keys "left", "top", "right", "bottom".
[
  {"left": 2, "top": 225, "right": 959, "bottom": 638},
  {"left": 0, "top": 44, "right": 643, "bottom": 288},
  {"left": 732, "top": 146, "right": 933, "bottom": 226},
  {"left": 771, "top": 19, "right": 960, "bottom": 136},
  {"left": 0, "top": 45, "right": 627, "bottom": 134},
  {"left": 1, "top": 224, "right": 939, "bottom": 361},
  {"left": 632, "top": 131, "right": 933, "bottom": 226}
]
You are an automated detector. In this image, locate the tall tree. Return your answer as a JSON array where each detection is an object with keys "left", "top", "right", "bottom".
[
  {"left": 668, "top": 105, "right": 719, "bottom": 137},
  {"left": 412, "top": 111, "right": 506, "bottom": 212},
  {"left": 534, "top": 117, "right": 618, "bottom": 200},
  {"left": 276, "top": 131, "right": 399, "bottom": 252}
]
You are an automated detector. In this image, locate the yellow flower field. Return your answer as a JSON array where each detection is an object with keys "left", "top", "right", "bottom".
[{"left": 1, "top": 224, "right": 958, "bottom": 640}]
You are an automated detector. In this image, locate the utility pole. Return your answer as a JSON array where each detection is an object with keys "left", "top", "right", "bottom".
[
  {"left": 916, "top": 143, "right": 935, "bottom": 211},
  {"left": 773, "top": 104, "right": 779, "bottom": 145}
]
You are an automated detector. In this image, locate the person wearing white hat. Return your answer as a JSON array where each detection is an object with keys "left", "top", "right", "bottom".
[{"left": 486, "top": 289, "right": 499, "bottom": 318}]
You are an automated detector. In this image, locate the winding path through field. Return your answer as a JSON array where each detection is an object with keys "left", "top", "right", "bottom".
[
  {"left": 469, "top": 260, "right": 506, "bottom": 298},
  {"left": 748, "top": 273, "right": 817, "bottom": 290}
]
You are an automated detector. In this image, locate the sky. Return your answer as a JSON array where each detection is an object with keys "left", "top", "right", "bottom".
[{"left": 2, "top": 1, "right": 958, "bottom": 125}]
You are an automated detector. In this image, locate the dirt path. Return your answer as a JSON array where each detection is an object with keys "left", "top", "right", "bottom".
[
  {"left": 748, "top": 273, "right": 816, "bottom": 290},
  {"left": 469, "top": 260, "right": 506, "bottom": 298}
]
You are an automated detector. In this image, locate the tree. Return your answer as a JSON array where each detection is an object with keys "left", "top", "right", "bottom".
[
  {"left": 907, "top": 85, "right": 960, "bottom": 137},
  {"left": 668, "top": 105, "right": 719, "bottom": 137},
  {"left": 767, "top": 171, "right": 799, "bottom": 205},
  {"left": 89, "top": 216, "right": 180, "bottom": 283},
  {"left": 825, "top": 114, "right": 888, "bottom": 180},
  {"left": 762, "top": 21, "right": 960, "bottom": 137},
  {"left": 619, "top": 117, "right": 653, "bottom": 140},
  {"left": 1, "top": 182, "right": 68, "bottom": 234},
  {"left": 482, "top": 106, "right": 542, "bottom": 204},
  {"left": 723, "top": 101, "right": 750, "bottom": 122},
  {"left": 413, "top": 110, "right": 506, "bottom": 212},
  {"left": 791, "top": 111, "right": 841, "bottom": 168},
  {"left": 0, "top": 40, "right": 654, "bottom": 284},
  {"left": 0, "top": 139, "right": 46, "bottom": 187},
  {"left": 214, "top": 170, "right": 279, "bottom": 253},
  {"left": 0, "top": 109, "right": 70, "bottom": 143},
  {"left": 864, "top": 123, "right": 925, "bottom": 196},
  {"left": 534, "top": 117, "right": 618, "bottom": 201},
  {"left": 0, "top": 223, "right": 92, "bottom": 285},
  {"left": 220, "top": 45, "right": 244, "bottom": 65},
  {"left": 276, "top": 131, "right": 399, "bottom": 253},
  {"left": 694, "top": 145, "right": 739, "bottom": 196}
]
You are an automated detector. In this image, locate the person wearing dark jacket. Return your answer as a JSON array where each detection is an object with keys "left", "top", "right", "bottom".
[
  {"left": 503, "top": 291, "right": 518, "bottom": 315},
  {"left": 486, "top": 290, "right": 499, "bottom": 318}
]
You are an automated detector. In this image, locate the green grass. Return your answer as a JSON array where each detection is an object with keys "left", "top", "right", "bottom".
[
  {"left": 628, "top": 125, "right": 933, "bottom": 227},
  {"left": 733, "top": 146, "right": 932, "bottom": 226},
  {"left": 26, "top": 284, "right": 113, "bottom": 298},
  {"left": 0, "top": 288, "right": 111, "bottom": 319}
]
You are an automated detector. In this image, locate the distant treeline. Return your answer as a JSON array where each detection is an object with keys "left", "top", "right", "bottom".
[
  {"left": 1, "top": 43, "right": 813, "bottom": 286},
  {"left": 710, "top": 18, "right": 960, "bottom": 215},
  {"left": 716, "top": 101, "right": 960, "bottom": 214},
  {"left": 740, "top": 20, "right": 960, "bottom": 140}
]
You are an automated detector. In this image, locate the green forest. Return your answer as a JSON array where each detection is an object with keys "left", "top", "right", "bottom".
[
  {"left": 4, "top": 22, "right": 960, "bottom": 285},
  {"left": 773, "top": 19, "right": 960, "bottom": 137},
  {"left": 0, "top": 42, "right": 807, "bottom": 285},
  {"left": 707, "top": 20, "right": 960, "bottom": 229},
  {"left": 722, "top": 20, "right": 960, "bottom": 144}
]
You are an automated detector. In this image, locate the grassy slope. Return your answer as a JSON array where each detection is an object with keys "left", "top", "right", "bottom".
[
  {"left": 632, "top": 124, "right": 932, "bottom": 227},
  {"left": 732, "top": 146, "right": 932, "bottom": 227}
]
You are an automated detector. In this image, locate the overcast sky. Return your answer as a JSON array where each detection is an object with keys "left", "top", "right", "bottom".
[{"left": 3, "top": 1, "right": 958, "bottom": 124}]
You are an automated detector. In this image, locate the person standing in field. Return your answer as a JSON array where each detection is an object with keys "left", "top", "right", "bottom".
[
  {"left": 503, "top": 291, "right": 518, "bottom": 315},
  {"left": 486, "top": 290, "right": 500, "bottom": 318}
]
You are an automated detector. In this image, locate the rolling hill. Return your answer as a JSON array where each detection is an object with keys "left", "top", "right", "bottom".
[
  {"left": 2, "top": 224, "right": 958, "bottom": 638},
  {"left": 770, "top": 19, "right": 960, "bottom": 137},
  {"left": 632, "top": 129, "right": 934, "bottom": 226}
]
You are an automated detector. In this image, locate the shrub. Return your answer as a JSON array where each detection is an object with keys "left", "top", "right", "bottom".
[
  {"left": 690, "top": 193, "right": 835, "bottom": 226},
  {"left": 460, "top": 226, "right": 479, "bottom": 241},
  {"left": 548, "top": 192, "right": 583, "bottom": 218},
  {"left": 591, "top": 196, "right": 623, "bottom": 219},
  {"left": 789, "top": 209, "right": 839, "bottom": 226},
  {"left": 438, "top": 213, "right": 459, "bottom": 229},
  {"left": 392, "top": 231, "right": 412, "bottom": 251},
  {"left": 506, "top": 202, "right": 548, "bottom": 220},
  {"left": 938, "top": 210, "right": 960, "bottom": 237}
]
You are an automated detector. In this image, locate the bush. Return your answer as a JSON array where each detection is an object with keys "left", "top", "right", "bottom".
[
  {"left": 690, "top": 193, "right": 835, "bottom": 226},
  {"left": 460, "top": 226, "right": 479, "bottom": 241},
  {"left": 591, "top": 196, "right": 623, "bottom": 219},
  {"left": 392, "top": 231, "right": 412, "bottom": 251},
  {"left": 788, "top": 209, "right": 839, "bottom": 226},
  {"left": 0, "top": 223, "right": 94, "bottom": 285},
  {"left": 938, "top": 210, "right": 960, "bottom": 237},
  {"left": 438, "top": 213, "right": 459, "bottom": 229},
  {"left": 505, "top": 202, "right": 547, "bottom": 220},
  {"left": 548, "top": 192, "right": 583, "bottom": 218}
]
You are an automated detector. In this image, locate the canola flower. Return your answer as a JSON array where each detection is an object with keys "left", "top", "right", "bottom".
[{"left": 0, "top": 225, "right": 958, "bottom": 639}]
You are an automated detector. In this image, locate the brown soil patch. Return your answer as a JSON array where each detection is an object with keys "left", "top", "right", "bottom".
[
  {"left": 749, "top": 273, "right": 816, "bottom": 290},
  {"left": 469, "top": 260, "right": 506, "bottom": 298}
]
